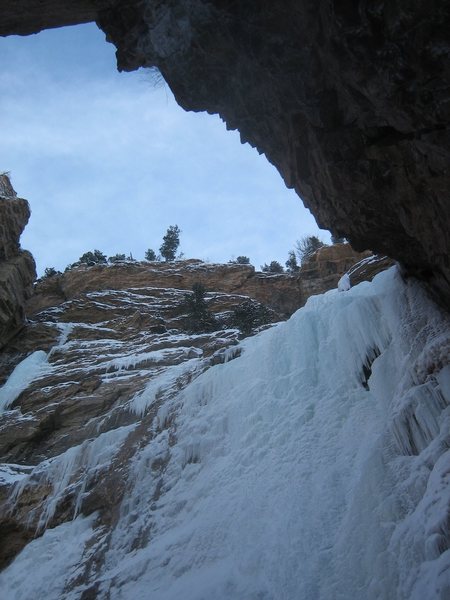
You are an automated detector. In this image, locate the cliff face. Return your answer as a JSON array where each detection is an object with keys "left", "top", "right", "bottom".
[
  {"left": 1, "top": 1, "right": 448, "bottom": 306},
  {"left": 0, "top": 247, "right": 382, "bottom": 566},
  {"left": 26, "top": 260, "right": 303, "bottom": 319},
  {"left": 26, "top": 246, "right": 377, "bottom": 320},
  {"left": 0, "top": 263, "right": 254, "bottom": 567},
  {"left": 0, "top": 175, "right": 36, "bottom": 349}
]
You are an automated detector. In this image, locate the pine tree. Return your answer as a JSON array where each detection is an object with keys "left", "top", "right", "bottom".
[
  {"left": 78, "top": 249, "right": 107, "bottom": 265},
  {"left": 233, "top": 300, "right": 271, "bottom": 335},
  {"left": 229, "top": 256, "right": 251, "bottom": 265},
  {"left": 108, "top": 253, "right": 126, "bottom": 263},
  {"left": 261, "top": 260, "right": 284, "bottom": 273},
  {"left": 295, "top": 236, "right": 325, "bottom": 264},
  {"left": 236, "top": 256, "right": 250, "bottom": 264},
  {"left": 42, "top": 267, "right": 59, "bottom": 278},
  {"left": 160, "top": 225, "right": 181, "bottom": 262},
  {"left": 183, "top": 283, "right": 217, "bottom": 332},
  {"left": 285, "top": 251, "right": 300, "bottom": 273},
  {"left": 145, "top": 249, "right": 159, "bottom": 261}
]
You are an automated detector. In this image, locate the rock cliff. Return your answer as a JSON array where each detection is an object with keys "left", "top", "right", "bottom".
[
  {"left": 26, "top": 246, "right": 373, "bottom": 319},
  {"left": 0, "top": 175, "right": 36, "bottom": 350},
  {"left": 26, "top": 260, "right": 302, "bottom": 319},
  {"left": 0, "top": 244, "right": 381, "bottom": 567},
  {"left": 0, "top": 1, "right": 448, "bottom": 306}
]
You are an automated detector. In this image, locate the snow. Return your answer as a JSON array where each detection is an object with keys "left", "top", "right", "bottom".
[
  {"left": 54, "top": 322, "right": 75, "bottom": 347},
  {"left": 129, "top": 357, "right": 204, "bottom": 416},
  {"left": 109, "top": 268, "right": 450, "bottom": 600},
  {"left": 0, "top": 515, "right": 96, "bottom": 600},
  {"left": 0, "top": 463, "right": 33, "bottom": 485},
  {"left": 338, "top": 271, "right": 351, "bottom": 291},
  {"left": 347, "top": 253, "right": 387, "bottom": 275},
  {"left": 2, "top": 267, "right": 449, "bottom": 599},
  {"left": 0, "top": 351, "right": 51, "bottom": 412},
  {"left": 103, "top": 346, "right": 203, "bottom": 374}
]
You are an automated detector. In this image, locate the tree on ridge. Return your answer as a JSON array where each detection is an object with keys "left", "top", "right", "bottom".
[{"left": 160, "top": 225, "right": 181, "bottom": 262}]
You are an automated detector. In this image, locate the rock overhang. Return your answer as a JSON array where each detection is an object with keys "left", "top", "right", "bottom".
[{"left": 1, "top": 0, "right": 449, "bottom": 307}]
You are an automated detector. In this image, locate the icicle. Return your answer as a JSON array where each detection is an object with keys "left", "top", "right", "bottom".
[{"left": 9, "top": 425, "right": 136, "bottom": 531}]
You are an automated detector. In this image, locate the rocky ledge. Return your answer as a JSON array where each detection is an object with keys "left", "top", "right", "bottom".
[{"left": 26, "top": 244, "right": 373, "bottom": 318}]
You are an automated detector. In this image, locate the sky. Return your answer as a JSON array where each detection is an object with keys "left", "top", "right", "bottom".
[{"left": 0, "top": 24, "right": 329, "bottom": 276}]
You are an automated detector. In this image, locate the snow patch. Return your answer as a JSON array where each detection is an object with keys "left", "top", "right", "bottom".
[
  {"left": 0, "top": 463, "right": 33, "bottom": 485},
  {"left": 338, "top": 272, "right": 351, "bottom": 291},
  {"left": 0, "top": 351, "right": 51, "bottom": 412},
  {"left": 0, "top": 514, "right": 96, "bottom": 600},
  {"left": 129, "top": 358, "right": 204, "bottom": 417}
]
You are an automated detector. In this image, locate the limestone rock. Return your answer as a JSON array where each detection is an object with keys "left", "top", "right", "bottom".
[
  {"left": 0, "top": 251, "right": 36, "bottom": 349},
  {"left": 4, "top": 250, "right": 380, "bottom": 465},
  {"left": 27, "top": 260, "right": 304, "bottom": 318},
  {"left": 27, "top": 250, "right": 376, "bottom": 322},
  {"left": 348, "top": 255, "right": 396, "bottom": 288},
  {"left": 0, "top": 176, "right": 36, "bottom": 349},
  {"left": 300, "top": 244, "right": 373, "bottom": 298},
  {"left": 0, "top": 186, "right": 28, "bottom": 261},
  {"left": 0, "top": 0, "right": 113, "bottom": 35}
]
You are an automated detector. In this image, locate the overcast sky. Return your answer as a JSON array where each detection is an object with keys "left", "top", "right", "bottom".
[{"left": 0, "top": 24, "right": 329, "bottom": 275}]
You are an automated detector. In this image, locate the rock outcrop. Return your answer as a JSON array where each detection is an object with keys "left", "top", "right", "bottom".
[
  {"left": 26, "top": 247, "right": 374, "bottom": 320},
  {"left": 0, "top": 2, "right": 448, "bottom": 306},
  {"left": 298, "top": 243, "right": 391, "bottom": 298},
  {"left": 0, "top": 0, "right": 116, "bottom": 35},
  {"left": 26, "top": 260, "right": 303, "bottom": 318},
  {"left": 0, "top": 175, "right": 36, "bottom": 349},
  {"left": 0, "top": 271, "right": 248, "bottom": 566}
]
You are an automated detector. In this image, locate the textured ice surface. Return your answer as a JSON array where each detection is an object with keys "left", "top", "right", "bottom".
[
  {"left": 0, "top": 515, "right": 96, "bottom": 600},
  {"left": 0, "top": 351, "right": 51, "bottom": 412},
  {"left": 338, "top": 271, "right": 351, "bottom": 291},
  {"left": 10, "top": 424, "right": 136, "bottom": 529},
  {"left": 129, "top": 356, "right": 204, "bottom": 416},
  {"left": 1, "top": 268, "right": 449, "bottom": 599}
]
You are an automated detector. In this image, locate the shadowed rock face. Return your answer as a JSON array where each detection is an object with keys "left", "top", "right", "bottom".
[
  {"left": 0, "top": 0, "right": 114, "bottom": 35},
  {"left": 1, "top": 1, "right": 449, "bottom": 305}
]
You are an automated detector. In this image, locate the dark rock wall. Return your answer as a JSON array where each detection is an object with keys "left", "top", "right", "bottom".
[
  {"left": 1, "top": 1, "right": 449, "bottom": 305},
  {"left": 0, "top": 0, "right": 115, "bottom": 35},
  {"left": 98, "top": 0, "right": 450, "bottom": 305}
]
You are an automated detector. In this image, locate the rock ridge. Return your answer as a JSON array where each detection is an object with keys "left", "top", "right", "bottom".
[{"left": 26, "top": 244, "right": 373, "bottom": 319}]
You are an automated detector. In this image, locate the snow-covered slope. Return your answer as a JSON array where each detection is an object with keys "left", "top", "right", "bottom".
[{"left": 1, "top": 267, "right": 449, "bottom": 599}]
